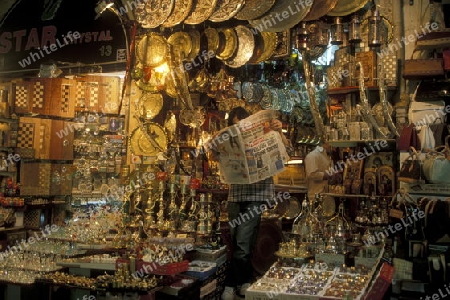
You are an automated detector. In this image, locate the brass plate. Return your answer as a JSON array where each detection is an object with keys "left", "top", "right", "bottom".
[
  {"left": 203, "top": 28, "right": 220, "bottom": 53},
  {"left": 284, "top": 197, "right": 301, "bottom": 219},
  {"left": 258, "top": 32, "right": 278, "bottom": 62},
  {"left": 253, "top": 32, "right": 278, "bottom": 63},
  {"left": 248, "top": 32, "right": 265, "bottom": 64},
  {"left": 249, "top": 0, "right": 312, "bottom": 32},
  {"left": 184, "top": 0, "right": 218, "bottom": 24},
  {"left": 216, "top": 28, "right": 238, "bottom": 61},
  {"left": 303, "top": 0, "right": 338, "bottom": 21},
  {"left": 130, "top": 123, "right": 168, "bottom": 156},
  {"left": 209, "top": 0, "right": 245, "bottom": 22},
  {"left": 162, "top": 0, "right": 193, "bottom": 27},
  {"left": 141, "top": 0, "right": 175, "bottom": 28},
  {"left": 187, "top": 30, "right": 201, "bottom": 60},
  {"left": 225, "top": 25, "right": 255, "bottom": 68},
  {"left": 138, "top": 93, "right": 164, "bottom": 120},
  {"left": 327, "top": 0, "right": 368, "bottom": 17},
  {"left": 322, "top": 195, "right": 336, "bottom": 217},
  {"left": 167, "top": 32, "right": 193, "bottom": 59},
  {"left": 136, "top": 33, "right": 168, "bottom": 67},
  {"left": 235, "top": 0, "right": 275, "bottom": 20}
]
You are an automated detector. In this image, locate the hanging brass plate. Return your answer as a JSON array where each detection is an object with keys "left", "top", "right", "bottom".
[
  {"left": 327, "top": 0, "right": 368, "bottom": 17},
  {"left": 130, "top": 123, "right": 168, "bottom": 156},
  {"left": 225, "top": 25, "right": 255, "bottom": 68},
  {"left": 235, "top": 0, "right": 275, "bottom": 20},
  {"left": 249, "top": 0, "right": 312, "bottom": 32},
  {"left": 162, "top": 0, "right": 194, "bottom": 27},
  {"left": 138, "top": 92, "right": 164, "bottom": 120},
  {"left": 184, "top": 0, "right": 218, "bottom": 24},
  {"left": 136, "top": 33, "right": 168, "bottom": 67},
  {"left": 167, "top": 31, "right": 193, "bottom": 59},
  {"left": 216, "top": 28, "right": 238, "bottom": 61},
  {"left": 209, "top": 0, "right": 245, "bottom": 22}
]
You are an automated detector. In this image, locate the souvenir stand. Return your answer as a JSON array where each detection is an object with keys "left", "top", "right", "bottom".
[{"left": 0, "top": 0, "right": 449, "bottom": 299}]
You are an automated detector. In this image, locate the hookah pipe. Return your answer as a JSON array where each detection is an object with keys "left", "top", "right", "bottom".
[{"left": 156, "top": 180, "right": 166, "bottom": 231}]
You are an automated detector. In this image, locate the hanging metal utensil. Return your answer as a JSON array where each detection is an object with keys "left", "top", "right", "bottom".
[
  {"left": 379, "top": 63, "right": 399, "bottom": 137},
  {"left": 302, "top": 53, "right": 325, "bottom": 142}
]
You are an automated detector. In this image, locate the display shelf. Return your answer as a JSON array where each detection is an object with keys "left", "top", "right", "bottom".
[
  {"left": 323, "top": 193, "right": 370, "bottom": 198},
  {"left": 0, "top": 226, "right": 25, "bottom": 232},
  {"left": 327, "top": 86, "right": 397, "bottom": 95},
  {"left": 0, "top": 117, "right": 18, "bottom": 124},
  {"left": 400, "top": 182, "right": 450, "bottom": 196},
  {"left": 0, "top": 171, "right": 15, "bottom": 176},
  {"left": 56, "top": 261, "right": 116, "bottom": 271},
  {"left": 275, "top": 184, "right": 307, "bottom": 194},
  {"left": 328, "top": 139, "right": 396, "bottom": 147}
]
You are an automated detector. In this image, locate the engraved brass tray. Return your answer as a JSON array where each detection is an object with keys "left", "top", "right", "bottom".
[
  {"left": 167, "top": 31, "right": 193, "bottom": 59},
  {"left": 130, "top": 123, "right": 168, "bottom": 156},
  {"left": 209, "top": 0, "right": 245, "bottom": 22},
  {"left": 225, "top": 25, "right": 254, "bottom": 68},
  {"left": 136, "top": 33, "right": 168, "bottom": 67},
  {"left": 138, "top": 92, "right": 164, "bottom": 120},
  {"left": 249, "top": 0, "right": 312, "bottom": 32},
  {"left": 141, "top": 0, "right": 175, "bottom": 28},
  {"left": 162, "top": 0, "right": 193, "bottom": 27},
  {"left": 235, "top": 0, "right": 275, "bottom": 20},
  {"left": 184, "top": 0, "right": 218, "bottom": 24}
]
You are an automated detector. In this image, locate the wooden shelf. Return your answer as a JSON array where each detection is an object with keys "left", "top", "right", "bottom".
[
  {"left": 328, "top": 139, "right": 396, "bottom": 147},
  {"left": 323, "top": 193, "right": 370, "bottom": 198},
  {"left": 0, "top": 226, "right": 25, "bottom": 232},
  {"left": 327, "top": 86, "right": 397, "bottom": 95}
]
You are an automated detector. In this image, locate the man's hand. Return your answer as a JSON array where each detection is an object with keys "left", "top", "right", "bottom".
[{"left": 270, "top": 119, "right": 283, "bottom": 132}]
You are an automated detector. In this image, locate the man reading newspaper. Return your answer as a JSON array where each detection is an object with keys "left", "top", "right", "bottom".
[{"left": 208, "top": 107, "right": 291, "bottom": 300}]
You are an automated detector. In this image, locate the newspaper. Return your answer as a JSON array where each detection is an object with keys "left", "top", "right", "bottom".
[{"left": 208, "top": 109, "right": 289, "bottom": 184}]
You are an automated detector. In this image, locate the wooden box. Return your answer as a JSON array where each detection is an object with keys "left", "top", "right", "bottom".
[
  {"left": 20, "top": 162, "right": 73, "bottom": 196},
  {"left": 74, "top": 75, "right": 121, "bottom": 114},
  {"left": 17, "top": 117, "right": 74, "bottom": 160},
  {"left": 355, "top": 51, "right": 377, "bottom": 87},
  {"left": 11, "top": 78, "right": 76, "bottom": 118}
]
